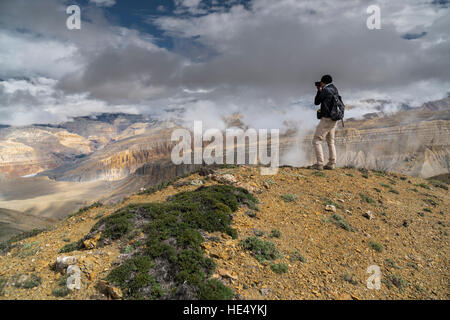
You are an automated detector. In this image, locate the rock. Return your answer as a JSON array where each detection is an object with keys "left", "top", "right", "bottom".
[
  {"left": 190, "top": 179, "right": 203, "bottom": 186},
  {"left": 83, "top": 232, "right": 102, "bottom": 249},
  {"left": 260, "top": 288, "right": 271, "bottom": 296},
  {"left": 66, "top": 265, "right": 81, "bottom": 290},
  {"left": 198, "top": 167, "right": 215, "bottom": 176},
  {"left": 245, "top": 211, "right": 257, "bottom": 218},
  {"left": 54, "top": 255, "right": 77, "bottom": 272},
  {"left": 109, "top": 286, "right": 123, "bottom": 300},
  {"left": 338, "top": 199, "right": 345, "bottom": 203},
  {"left": 213, "top": 174, "right": 236, "bottom": 184},
  {"left": 325, "top": 205, "right": 336, "bottom": 212},
  {"left": 173, "top": 180, "right": 190, "bottom": 187},
  {"left": 363, "top": 211, "right": 374, "bottom": 220},
  {"left": 97, "top": 280, "right": 122, "bottom": 300},
  {"left": 345, "top": 210, "right": 352, "bottom": 215},
  {"left": 88, "top": 272, "right": 96, "bottom": 281},
  {"left": 217, "top": 268, "right": 238, "bottom": 280},
  {"left": 252, "top": 229, "right": 265, "bottom": 237}
]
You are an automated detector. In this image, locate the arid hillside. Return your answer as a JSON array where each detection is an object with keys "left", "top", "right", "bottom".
[{"left": 0, "top": 165, "right": 448, "bottom": 300}]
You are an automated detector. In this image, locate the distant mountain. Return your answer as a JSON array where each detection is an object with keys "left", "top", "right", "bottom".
[{"left": 0, "top": 97, "right": 449, "bottom": 183}]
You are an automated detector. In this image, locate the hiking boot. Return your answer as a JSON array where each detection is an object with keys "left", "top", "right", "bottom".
[
  {"left": 307, "top": 164, "right": 324, "bottom": 170},
  {"left": 324, "top": 163, "right": 336, "bottom": 170}
]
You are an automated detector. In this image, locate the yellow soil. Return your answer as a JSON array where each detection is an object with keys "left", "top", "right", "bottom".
[{"left": 0, "top": 166, "right": 448, "bottom": 300}]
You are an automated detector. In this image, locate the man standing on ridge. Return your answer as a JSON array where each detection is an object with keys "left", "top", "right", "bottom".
[{"left": 309, "top": 74, "right": 340, "bottom": 170}]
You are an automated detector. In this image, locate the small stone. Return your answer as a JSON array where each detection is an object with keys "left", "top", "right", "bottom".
[
  {"left": 54, "top": 255, "right": 77, "bottom": 272},
  {"left": 83, "top": 232, "right": 102, "bottom": 250},
  {"left": 190, "top": 179, "right": 203, "bottom": 186},
  {"left": 363, "top": 211, "right": 374, "bottom": 220},
  {"left": 245, "top": 211, "right": 257, "bottom": 218},
  {"left": 217, "top": 268, "right": 238, "bottom": 280},
  {"left": 325, "top": 205, "right": 336, "bottom": 212},
  {"left": 97, "top": 280, "right": 122, "bottom": 300},
  {"left": 213, "top": 174, "right": 237, "bottom": 184},
  {"left": 88, "top": 272, "right": 96, "bottom": 281},
  {"left": 260, "top": 288, "right": 271, "bottom": 296}
]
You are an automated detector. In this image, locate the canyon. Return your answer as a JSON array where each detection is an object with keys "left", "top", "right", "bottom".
[{"left": 0, "top": 98, "right": 448, "bottom": 240}]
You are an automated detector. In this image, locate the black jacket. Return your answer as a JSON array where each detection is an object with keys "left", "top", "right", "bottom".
[{"left": 314, "top": 83, "right": 339, "bottom": 118}]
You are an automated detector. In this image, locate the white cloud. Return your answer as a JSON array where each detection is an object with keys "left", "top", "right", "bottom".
[
  {"left": 0, "top": 30, "right": 80, "bottom": 79},
  {"left": 89, "top": 0, "right": 116, "bottom": 8},
  {"left": 0, "top": 0, "right": 449, "bottom": 128}
]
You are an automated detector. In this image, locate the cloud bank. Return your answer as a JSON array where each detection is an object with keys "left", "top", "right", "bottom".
[{"left": 0, "top": 0, "right": 449, "bottom": 129}]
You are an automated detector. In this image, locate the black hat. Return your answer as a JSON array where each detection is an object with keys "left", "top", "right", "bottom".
[{"left": 320, "top": 75, "right": 332, "bottom": 84}]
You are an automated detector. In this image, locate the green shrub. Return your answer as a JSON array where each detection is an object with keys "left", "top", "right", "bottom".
[
  {"left": 386, "top": 275, "right": 407, "bottom": 292},
  {"left": 52, "top": 274, "right": 71, "bottom": 297},
  {"left": 269, "top": 229, "right": 281, "bottom": 238},
  {"left": 106, "top": 255, "right": 162, "bottom": 300},
  {"left": 343, "top": 273, "right": 358, "bottom": 285},
  {"left": 322, "top": 198, "right": 343, "bottom": 210},
  {"left": 385, "top": 259, "right": 399, "bottom": 269},
  {"left": 373, "top": 170, "right": 386, "bottom": 176},
  {"left": 198, "top": 279, "right": 234, "bottom": 300},
  {"left": 59, "top": 240, "right": 82, "bottom": 253},
  {"left": 52, "top": 287, "right": 72, "bottom": 297},
  {"left": 1, "top": 229, "right": 46, "bottom": 254},
  {"left": 423, "top": 198, "right": 439, "bottom": 207},
  {"left": 314, "top": 171, "right": 326, "bottom": 177},
  {"left": 330, "top": 214, "right": 354, "bottom": 232},
  {"left": 387, "top": 178, "right": 397, "bottom": 185},
  {"left": 65, "top": 202, "right": 103, "bottom": 220},
  {"left": 12, "top": 274, "right": 41, "bottom": 289},
  {"left": 368, "top": 241, "right": 383, "bottom": 252},
  {"left": 100, "top": 185, "right": 256, "bottom": 300},
  {"left": 92, "top": 209, "right": 134, "bottom": 241},
  {"left": 428, "top": 180, "right": 448, "bottom": 190},
  {"left": 281, "top": 194, "right": 298, "bottom": 202},
  {"left": 270, "top": 263, "right": 288, "bottom": 274},
  {"left": 0, "top": 276, "right": 6, "bottom": 296},
  {"left": 176, "top": 250, "right": 216, "bottom": 285},
  {"left": 359, "top": 193, "right": 376, "bottom": 206},
  {"left": 239, "top": 237, "right": 279, "bottom": 263},
  {"left": 289, "top": 250, "right": 306, "bottom": 263}
]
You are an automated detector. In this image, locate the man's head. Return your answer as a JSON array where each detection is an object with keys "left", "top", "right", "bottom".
[{"left": 320, "top": 74, "right": 333, "bottom": 86}]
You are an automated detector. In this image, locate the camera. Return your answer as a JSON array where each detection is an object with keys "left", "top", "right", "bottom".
[{"left": 315, "top": 81, "right": 321, "bottom": 87}]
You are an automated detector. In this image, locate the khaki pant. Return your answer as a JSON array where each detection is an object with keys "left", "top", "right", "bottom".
[{"left": 312, "top": 117, "right": 338, "bottom": 166}]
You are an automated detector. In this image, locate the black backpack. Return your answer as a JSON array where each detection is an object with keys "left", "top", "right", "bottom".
[{"left": 329, "top": 91, "right": 345, "bottom": 126}]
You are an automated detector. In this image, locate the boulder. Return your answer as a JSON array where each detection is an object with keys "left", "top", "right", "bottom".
[{"left": 54, "top": 256, "right": 77, "bottom": 272}]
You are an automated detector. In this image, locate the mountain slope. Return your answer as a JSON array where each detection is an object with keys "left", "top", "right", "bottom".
[{"left": 0, "top": 165, "right": 448, "bottom": 300}]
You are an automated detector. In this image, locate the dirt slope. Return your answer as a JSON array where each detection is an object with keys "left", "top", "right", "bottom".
[{"left": 0, "top": 166, "right": 448, "bottom": 300}]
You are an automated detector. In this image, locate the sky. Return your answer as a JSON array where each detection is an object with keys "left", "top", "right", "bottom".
[{"left": 0, "top": 0, "right": 449, "bottom": 130}]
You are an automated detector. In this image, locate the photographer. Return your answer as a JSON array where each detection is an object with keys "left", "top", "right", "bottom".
[{"left": 309, "top": 75, "right": 339, "bottom": 170}]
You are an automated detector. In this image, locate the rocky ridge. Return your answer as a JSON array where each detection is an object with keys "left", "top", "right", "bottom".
[{"left": 0, "top": 165, "right": 448, "bottom": 300}]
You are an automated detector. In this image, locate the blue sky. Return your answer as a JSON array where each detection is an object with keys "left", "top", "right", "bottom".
[{"left": 72, "top": 0, "right": 252, "bottom": 52}]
